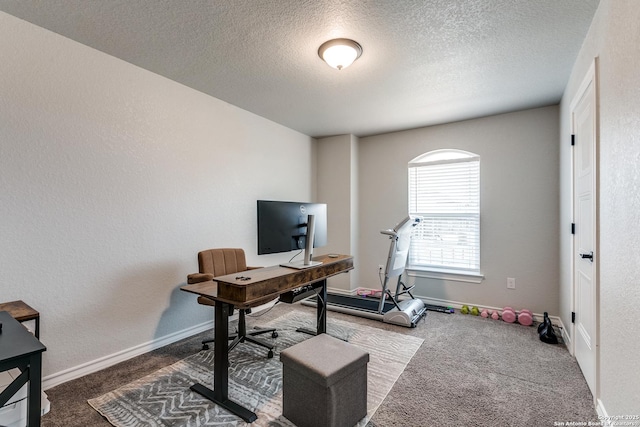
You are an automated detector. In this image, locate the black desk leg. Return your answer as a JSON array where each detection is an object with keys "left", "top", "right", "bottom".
[
  {"left": 27, "top": 352, "right": 42, "bottom": 427},
  {"left": 213, "top": 302, "right": 230, "bottom": 401},
  {"left": 190, "top": 301, "right": 257, "bottom": 423},
  {"left": 295, "top": 279, "right": 328, "bottom": 337},
  {"left": 316, "top": 279, "right": 327, "bottom": 335},
  {"left": 295, "top": 280, "right": 328, "bottom": 336}
]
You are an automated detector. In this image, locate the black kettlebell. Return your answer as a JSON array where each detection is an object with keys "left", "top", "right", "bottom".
[
  {"left": 537, "top": 312, "right": 552, "bottom": 334},
  {"left": 539, "top": 315, "right": 558, "bottom": 344}
]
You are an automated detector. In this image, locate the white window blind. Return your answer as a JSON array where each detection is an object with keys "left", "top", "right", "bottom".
[{"left": 408, "top": 150, "right": 480, "bottom": 272}]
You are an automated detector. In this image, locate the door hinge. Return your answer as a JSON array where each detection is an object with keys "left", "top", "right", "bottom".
[
  {"left": 571, "top": 223, "right": 575, "bottom": 234},
  {"left": 571, "top": 312, "right": 576, "bottom": 323},
  {"left": 571, "top": 134, "right": 575, "bottom": 146}
]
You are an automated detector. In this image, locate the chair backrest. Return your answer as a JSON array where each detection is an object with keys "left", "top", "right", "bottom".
[{"left": 198, "top": 248, "right": 248, "bottom": 277}]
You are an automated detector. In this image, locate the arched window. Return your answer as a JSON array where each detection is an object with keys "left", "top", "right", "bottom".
[{"left": 408, "top": 149, "right": 480, "bottom": 272}]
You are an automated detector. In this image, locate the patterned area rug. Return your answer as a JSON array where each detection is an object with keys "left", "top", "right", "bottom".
[{"left": 88, "top": 310, "right": 423, "bottom": 427}]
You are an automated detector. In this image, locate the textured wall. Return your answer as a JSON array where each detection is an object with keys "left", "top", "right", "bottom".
[
  {"left": 316, "top": 135, "right": 359, "bottom": 291},
  {"left": 0, "top": 13, "right": 315, "bottom": 377},
  {"left": 560, "top": 0, "right": 640, "bottom": 415},
  {"left": 357, "top": 106, "right": 560, "bottom": 314}
]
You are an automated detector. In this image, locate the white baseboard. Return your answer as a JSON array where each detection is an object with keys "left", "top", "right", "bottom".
[
  {"left": 423, "top": 296, "right": 557, "bottom": 323},
  {"left": 40, "top": 291, "right": 570, "bottom": 391},
  {"left": 596, "top": 399, "right": 608, "bottom": 424},
  {"left": 558, "top": 317, "right": 571, "bottom": 351},
  {"left": 42, "top": 299, "right": 284, "bottom": 390},
  {"left": 42, "top": 320, "right": 213, "bottom": 390}
]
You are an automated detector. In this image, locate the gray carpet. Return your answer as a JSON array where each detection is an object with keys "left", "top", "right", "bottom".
[
  {"left": 41, "top": 303, "right": 598, "bottom": 426},
  {"left": 367, "top": 309, "right": 598, "bottom": 427},
  {"left": 87, "top": 311, "right": 422, "bottom": 426}
]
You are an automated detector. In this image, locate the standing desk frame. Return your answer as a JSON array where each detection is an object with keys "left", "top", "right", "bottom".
[{"left": 180, "top": 254, "right": 353, "bottom": 422}]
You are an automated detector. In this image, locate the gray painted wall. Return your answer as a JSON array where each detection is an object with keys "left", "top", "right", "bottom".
[
  {"left": 0, "top": 13, "right": 316, "bottom": 378},
  {"left": 559, "top": 0, "right": 640, "bottom": 416},
  {"left": 316, "top": 134, "right": 359, "bottom": 291},
  {"left": 356, "top": 106, "right": 560, "bottom": 315}
]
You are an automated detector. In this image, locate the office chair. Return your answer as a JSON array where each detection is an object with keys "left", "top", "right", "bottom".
[{"left": 187, "top": 248, "right": 278, "bottom": 358}]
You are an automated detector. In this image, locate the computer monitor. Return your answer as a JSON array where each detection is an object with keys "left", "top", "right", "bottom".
[{"left": 257, "top": 200, "right": 327, "bottom": 268}]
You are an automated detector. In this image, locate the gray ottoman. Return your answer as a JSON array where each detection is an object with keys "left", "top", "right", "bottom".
[{"left": 280, "top": 333, "right": 369, "bottom": 427}]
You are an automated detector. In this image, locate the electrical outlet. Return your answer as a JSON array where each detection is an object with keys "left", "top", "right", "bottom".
[{"left": 507, "top": 277, "right": 516, "bottom": 289}]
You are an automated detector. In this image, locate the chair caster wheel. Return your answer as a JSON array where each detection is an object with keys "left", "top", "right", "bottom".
[
  {"left": 202, "top": 344, "right": 210, "bottom": 350},
  {"left": 268, "top": 350, "right": 274, "bottom": 359},
  {"left": 272, "top": 331, "right": 278, "bottom": 338}
]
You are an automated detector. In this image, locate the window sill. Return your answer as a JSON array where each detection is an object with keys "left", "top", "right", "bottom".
[{"left": 406, "top": 266, "right": 484, "bottom": 284}]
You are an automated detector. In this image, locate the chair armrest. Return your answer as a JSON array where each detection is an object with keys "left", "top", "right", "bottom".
[{"left": 187, "top": 273, "right": 214, "bottom": 284}]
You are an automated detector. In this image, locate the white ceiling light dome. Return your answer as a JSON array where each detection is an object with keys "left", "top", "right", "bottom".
[{"left": 318, "top": 38, "right": 363, "bottom": 70}]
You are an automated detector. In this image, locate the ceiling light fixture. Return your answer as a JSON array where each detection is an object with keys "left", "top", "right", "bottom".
[{"left": 318, "top": 38, "right": 362, "bottom": 70}]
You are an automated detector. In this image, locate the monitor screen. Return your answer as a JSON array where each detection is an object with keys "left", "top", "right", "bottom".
[{"left": 257, "top": 200, "right": 327, "bottom": 255}]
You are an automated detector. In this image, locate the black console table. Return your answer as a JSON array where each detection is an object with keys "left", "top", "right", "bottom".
[{"left": 0, "top": 310, "right": 46, "bottom": 426}]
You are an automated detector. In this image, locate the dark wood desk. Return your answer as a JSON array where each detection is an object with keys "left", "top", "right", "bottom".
[
  {"left": 0, "top": 300, "right": 40, "bottom": 339},
  {"left": 180, "top": 254, "right": 353, "bottom": 422},
  {"left": 0, "top": 311, "right": 47, "bottom": 427}
]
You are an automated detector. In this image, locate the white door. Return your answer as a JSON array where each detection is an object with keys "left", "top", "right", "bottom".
[{"left": 571, "top": 60, "right": 598, "bottom": 398}]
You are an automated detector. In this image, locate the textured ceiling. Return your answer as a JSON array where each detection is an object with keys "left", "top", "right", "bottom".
[{"left": 0, "top": 0, "right": 600, "bottom": 138}]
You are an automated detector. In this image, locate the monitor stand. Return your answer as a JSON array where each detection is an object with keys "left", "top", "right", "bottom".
[
  {"left": 281, "top": 259, "right": 323, "bottom": 270},
  {"left": 280, "top": 213, "right": 323, "bottom": 270}
]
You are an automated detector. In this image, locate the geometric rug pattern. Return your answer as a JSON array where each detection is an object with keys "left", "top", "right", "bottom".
[{"left": 88, "top": 310, "right": 424, "bottom": 427}]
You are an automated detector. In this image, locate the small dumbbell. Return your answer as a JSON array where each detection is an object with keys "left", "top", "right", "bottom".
[
  {"left": 502, "top": 307, "right": 516, "bottom": 323},
  {"left": 517, "top": 309, "right": 533, "bottom": 326}
]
